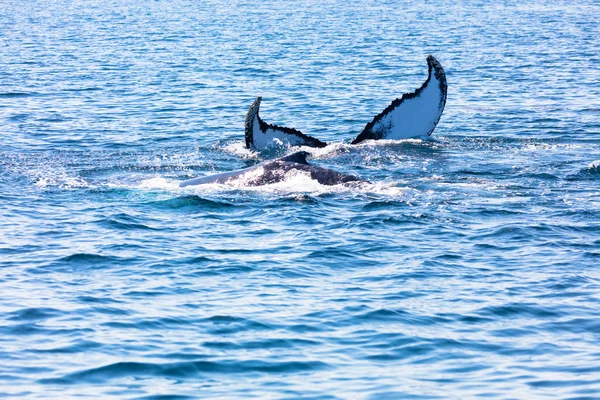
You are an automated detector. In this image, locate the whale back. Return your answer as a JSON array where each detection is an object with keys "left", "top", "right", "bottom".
[{"left": 276, "top": 151, "right": 310, "bottom": 165}]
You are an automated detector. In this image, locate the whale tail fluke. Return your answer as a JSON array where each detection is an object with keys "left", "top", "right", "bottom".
[
  {"left": 351, "top": 55, "right": 447, "bottom": 144},
  {"left": 244, "top": 97, "right": 328, "bottom": 150},
  {"left": 245, "top": 56, "right": 447, "bottom": 149},
  {"left": 244, "top": 97, "right": 263, "bottom": 149}
]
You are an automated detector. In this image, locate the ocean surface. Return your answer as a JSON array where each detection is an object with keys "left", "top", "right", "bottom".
[{"left": 1, "top": 0, "right": 600, "bottom": 398}]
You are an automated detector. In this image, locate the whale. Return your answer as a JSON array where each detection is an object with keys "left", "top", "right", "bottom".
[
  {"left": 244, "top": 55, "right": 447, "bottom": 150},
  {"left": 179, "top": 151, "right": 363, "bottom": 187}
]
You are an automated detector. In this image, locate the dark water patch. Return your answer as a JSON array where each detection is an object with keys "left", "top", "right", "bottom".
[
  {"left": 151, "top": 195, "right": 237, "bottom": 210},
  {"left": 347, "top": 308, "right": 451, "bottom": 327},
  {"left": 468, "top": 224, "right": 559, "bottom": 242},
  {"left": 472, "top": 243, "right": 521, "bottom": 251},
  {"left": 515, "top": 172, "right": 559, "bottom": 180},
  {"left": 383, "top": 291, "right": 427, "bottom": 301},
  {"left": 178, "top": 256, "right": 213, "bottom": 264},
  {"left": 41, "top": 359, "right": 331, "bottom": 384},
  {"left": 29, "top": 340, "right": 103, "bottom": 354},
  {"left": 303, "top": 247, "right": 367, "bottom": 262},
  {"left": 6, "top": 307, "right": 64, "bottom": 322},
  {"left": 287, "top": 324, "right": 326, "bottom": 334},
  {"left": 154, "top": 353, "right": 213, "bottom": 361},
  {"left": 568, "top": 161, "right": 600, "bottom": 180},
  {"left": 476, "top": 303, "right": 565, "bottom": 319},
  {"left": 489, "top": 327, "right": 535, "bottom": 338},
  {"left": 203, "top": 337, "right": 320, "bottom": 351},
  {"left": 1, "top": 323, "right": 93, "bottom": 337},
  {"left": 361, "top": 200, "right": 410, "bottom": 211},
  {"left": 264, "top": 265, "right": 323, "bottom": 279},
  {"left": 47, "top": 253, "right": 136, "bottom": 270},
  {"left": 63, "top": 87, "right": 103, "bottom": 92},
  {"left": 0, "top": 92, "right": 38, "bottom": 98},
  {"left": 456, "top": 314, "right": 496, "bottom": 324},
  {"left": 536, "top": 275, "right": 597, "bottom": 293},
  {"left": 90, "top": 306, "right": 132, "bottom": 316},
  {"left": 537, "top": 318, "right": 600, "bottom": 335},
  {"left": 455, "top": 169, "right": 508, "bottom": 177},
  {"left": 77, "top": 295, "right": 125, "bottom": 305},
  {"left": 181, "top": 263, "right": 255, "bottom": 277},
  {"left": 135, "top": 395, "right": 195, "bottom": 400},
  {"left": 98, "top": 213, "right": 158, "bottom": 231},
  {"left": 102, "top": 316, "right": 192, "bottom": 330},
  {"left": 363, "top": 343, "right": 435, "bottom": 361},
  {"left": 8, "top": 113, "right": 30, "bottom": 122},
  {"left": 202, "top": 315, "right": 275, "bottom": 334},
  {"left": 122, "top": 290, "right": 171, "bottom": 299},
  {"left": 524, "top": 363, "right": 600, "bottom": 375},
  {"left": 366, "top": 391, "right": 443, "bottom": 400},
  {"left": 441, "top": 364, "right": 491, "bottom": 374},
  {"left": 528, "top": 379, "right": 599, "bottom": 389}
]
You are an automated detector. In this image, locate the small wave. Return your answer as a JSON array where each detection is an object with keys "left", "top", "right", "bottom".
[
  {"left": 202, "top": 337, "right": 320, "bottom": 351},
  {"left": 152, "top": 195, "right": 235, "bottom": 210},
  {"left": 6, "top": 307, "right": 64, "bottom": 322},
  {"left": 135, "top": 395, "right": 195, "bottom": 400},
  {"left": 29, "top": 340, "right": 103, "bottom": 354},
  {"left": 59, "top": 253, "right": 117, "bottom": 263},
  {"left": 566, "top": 160, "right": 600, "bottom": 181},
  {"left": 99, "top": 215, "right": 157, "bottom": 231},
  {"left": 137, "top": 177, "right": 181, "bottom": 190},
  {"left": 476, "top": 303, "right": 564, "bottom": 319},
  {"left": 0, "top": 92, "right": 37, "bottom": 98},
  {"left": 41, "top": 359, "right": 331, "bottom": 384},
  {"left": 45, "top": 253, "right": 134, "bottom": 271},
  {"left": 584, "top": 160, "right": 600, "bottom": 173}
]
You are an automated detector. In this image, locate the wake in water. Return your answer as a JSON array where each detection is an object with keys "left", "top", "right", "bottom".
[{"left": 139, "top": 173, "right": 409, "bottom": 198}]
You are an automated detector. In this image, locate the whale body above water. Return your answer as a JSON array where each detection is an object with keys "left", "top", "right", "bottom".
[
  {"left": 245, "top": 55, "right": 447, "bottom": 150},
  {"left": 179, "top": 151, "right": 363, "bottom": 187}
]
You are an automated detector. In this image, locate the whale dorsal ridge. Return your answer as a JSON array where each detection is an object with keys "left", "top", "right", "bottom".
[{"left": 278, "top": 151, "right": 310, "bottom": 165}]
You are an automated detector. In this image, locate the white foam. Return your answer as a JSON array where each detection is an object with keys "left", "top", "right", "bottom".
[
  {"left": 137, "top": 177, "right": 181, "bottom": 190},
  {"left": 174, "top": 169, "right": 409, "bottom": 199},
  {"left": 219, "top": 140, "right": 260, "bottom": 160},
  {"left": 303, "top": 142, "right": 353, "bottom": 159},
  {"left": 33, "top": 171, "right": 89, "bottom": 189}
]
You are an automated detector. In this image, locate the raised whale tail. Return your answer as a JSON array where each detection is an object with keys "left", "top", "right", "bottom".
[
  {"left": 244, "top": 97, "right": 328, "bottom": 150},
  {"left": 244, "top": 55, "right": 447, "bottom": 149},
  {"left": 351, "top": 55, "right": 447, "bottom": 144}
]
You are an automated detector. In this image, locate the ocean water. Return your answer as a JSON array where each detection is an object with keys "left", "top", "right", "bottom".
[{"left": 1, "top": 0, "right": 600, "bottom": 398}]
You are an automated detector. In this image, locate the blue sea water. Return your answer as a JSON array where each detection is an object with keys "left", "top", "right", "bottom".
[{"left": 1, "top": 0, "right": 600, "bottom": 398}]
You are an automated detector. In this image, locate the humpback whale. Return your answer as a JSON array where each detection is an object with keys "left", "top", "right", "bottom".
[
  {"left": 244, "top": 55, "right": 447, "bottom": 150},
  {"left": 179, "top": 151, "right": 363, "bottom": 187}
]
